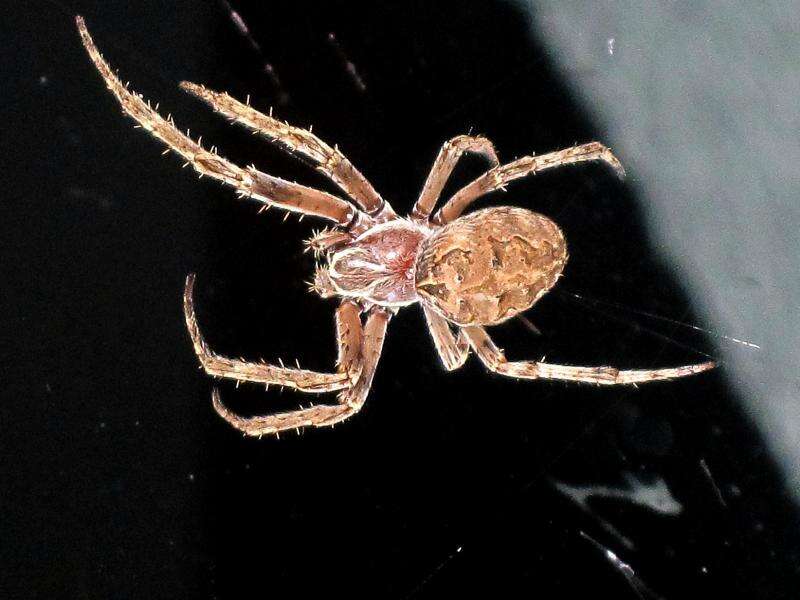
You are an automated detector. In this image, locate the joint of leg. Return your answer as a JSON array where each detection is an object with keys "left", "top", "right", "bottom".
[
  {"left": 323, "top": 149, "right": 343, "bottom": 171},
  {"left": 410, "top": 205, "right": 431, "bottom": 222},
  {"left": 480, "top": 347, "right": 507, "bottom": 372},
  {"left": 342, "top": 206, "right": 362, "bottom": 229},
  {"left": 500, "top": 361, "right": 541, "bottom": 379},
  {"left": 366, "top": 197, "right": 387, "bottom": 219},
  {"left": 341, "top": 356, "right": 363, "bottom": 385},
  {"left": 490, "top": 170, "right": 506, "bottom": 188},
  {"left": 346, "top": 209, "right": 374, "bottom": 234}
]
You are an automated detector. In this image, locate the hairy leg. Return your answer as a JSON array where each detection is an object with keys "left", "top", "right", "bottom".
[
  {"left": 211, "top": 389, "right": 352, "bottom": 436},
  {"left": 462, "top": 325, "right": 715, "bottom": 385},
  {"left": 184, "top": 274, "right": 362, "bottom": 392},
  {"left": 180, "top": 81, "right": 392, "bottom": 219},
  {"left": 337, "top": 307, "right": 390, "bottom": 409},
  {"left": 76, "top": 17, "right": 355, "bottom": 225},
  {"left": 411, "top": 135, "right": 499, "bottom": 221},
  {"left": 435, "top": 142, "right": 625, "bottom": 224},
  {"left": 304, "top": 228, "right": 354, "bottom": 258},
  {"left": 213, "top": 307, "right": 391, "bottom": 436},
  {"left": 422, "top": 305, "right": 469, "bottom": 371}
]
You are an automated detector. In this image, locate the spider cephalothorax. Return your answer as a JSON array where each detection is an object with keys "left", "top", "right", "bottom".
[
  {"left": 313, "top": 219, "right": 431, "bottom": 306},
  {"left": 78, "top": 17, "right": 715, "bottom": 437}
]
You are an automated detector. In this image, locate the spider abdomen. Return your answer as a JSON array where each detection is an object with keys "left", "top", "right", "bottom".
[{"left": 415, "top": 207, "right": 567, "bottom": 326}]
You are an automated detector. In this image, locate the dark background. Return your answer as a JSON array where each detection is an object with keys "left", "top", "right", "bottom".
[{"left": 3, "top": 1, "right": 798, "bottom": 598}]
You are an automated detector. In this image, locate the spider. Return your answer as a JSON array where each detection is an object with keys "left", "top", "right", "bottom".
[{"left": 77, "top": 17, "right": 715, "bottom": 437}]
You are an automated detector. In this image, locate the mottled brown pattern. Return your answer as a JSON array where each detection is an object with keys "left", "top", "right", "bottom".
[{"left": 415, "top": 207, "right": 567, "bottom": 325}]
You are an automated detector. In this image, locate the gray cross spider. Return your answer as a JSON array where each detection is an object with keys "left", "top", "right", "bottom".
[{"left": 77, "top": 17, "right": 714, "bottom": 437}]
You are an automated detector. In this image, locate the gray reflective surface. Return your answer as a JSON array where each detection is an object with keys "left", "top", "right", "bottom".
[{"left": 524, "top": 0, "right": 800, "bottom": 500}]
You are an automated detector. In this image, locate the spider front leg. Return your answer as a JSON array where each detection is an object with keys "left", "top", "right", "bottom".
[
  {"left": 212, "top": 307, "right": 391, "bottom": 437},
  {"left": 462, "top": 326, "right": 715, "bottom": 385},
  {"left": 76, "top": 17, "right": 357, "bottom": 226},
  {"left": 184, "top": 274, "right": 361, "bottom": 392},
  {"left": 179, "top": 81, "right": 393, "bottom": 220},
  {"left": 435, "top": 142, "right": 626, "bottom": 224},
  {"left": 411, "top": 135, "right": 499, "bottom": 222}
]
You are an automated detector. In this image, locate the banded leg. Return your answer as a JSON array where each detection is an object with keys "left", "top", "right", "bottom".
[
  {"left": 180, "top": 81, "right": 392, "bottom": 219},
  {"left": 462, "top": 326, "right": 715, "bottom": 385},
  {"left": 77, "top": 17, "right": 355, "bottom": 225},
  {"left": 184, "top": 274, "right": 362, "bottom": 392},
  {"left": 435, "top": 142, "right": 626, "bottom": 224},
  {"left": 411, "top": 135, "right": 499, "bottom": 221},
  {"left": 422, "top": 305, "right": 469, "bottom": 371},
  {"left": 213, "top": 307, "right": 391, "bottom": 436},
  {"left": 211, "top": 389, "right": 352, "bottom": 436}
]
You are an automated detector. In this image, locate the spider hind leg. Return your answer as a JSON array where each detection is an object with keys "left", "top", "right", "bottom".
[{"left": 462, "top": 325, "right": 715, "bottom": 385}]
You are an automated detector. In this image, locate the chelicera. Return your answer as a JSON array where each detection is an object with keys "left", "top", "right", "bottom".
[{"left": 77, "top": 17, "right": 715, "bottom": 436}]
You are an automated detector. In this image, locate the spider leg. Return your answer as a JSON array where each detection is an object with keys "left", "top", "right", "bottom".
[
  {"left": 211, "top": 388, "right": 352, "bottom": 435},
  {"left": 304, "top": 228, "right": 353, "bottom": 257},
  {"left": 434, "top": 142, "right": 625, "bottom": 224},
  {"left": 410, "top": 135, "right": 499, "bottom": 222},
  {"left": 462, "top": 325, "right": 715, "bottom": 385},
  {"left": 212, "top": 307, "right": 391, "bottom": 436},
  {"left": 337, "top": 307, "right": 390, "bottom": 409},
  {"left": 76, "top": 17, "right": 355, "bottom": 225},
  {"left": 422, "top": 305, "right": 469, "bottom": 371},
  {"left": 180, "top": 81, "right": 393, "bottom": 220},
  {"left": 184, "top": 274, "right": 362, "bottom": 392}
]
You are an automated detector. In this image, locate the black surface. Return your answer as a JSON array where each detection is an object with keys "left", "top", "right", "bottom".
[{"left": 3, "top": 1, "right": 798, "bottom": 598}]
